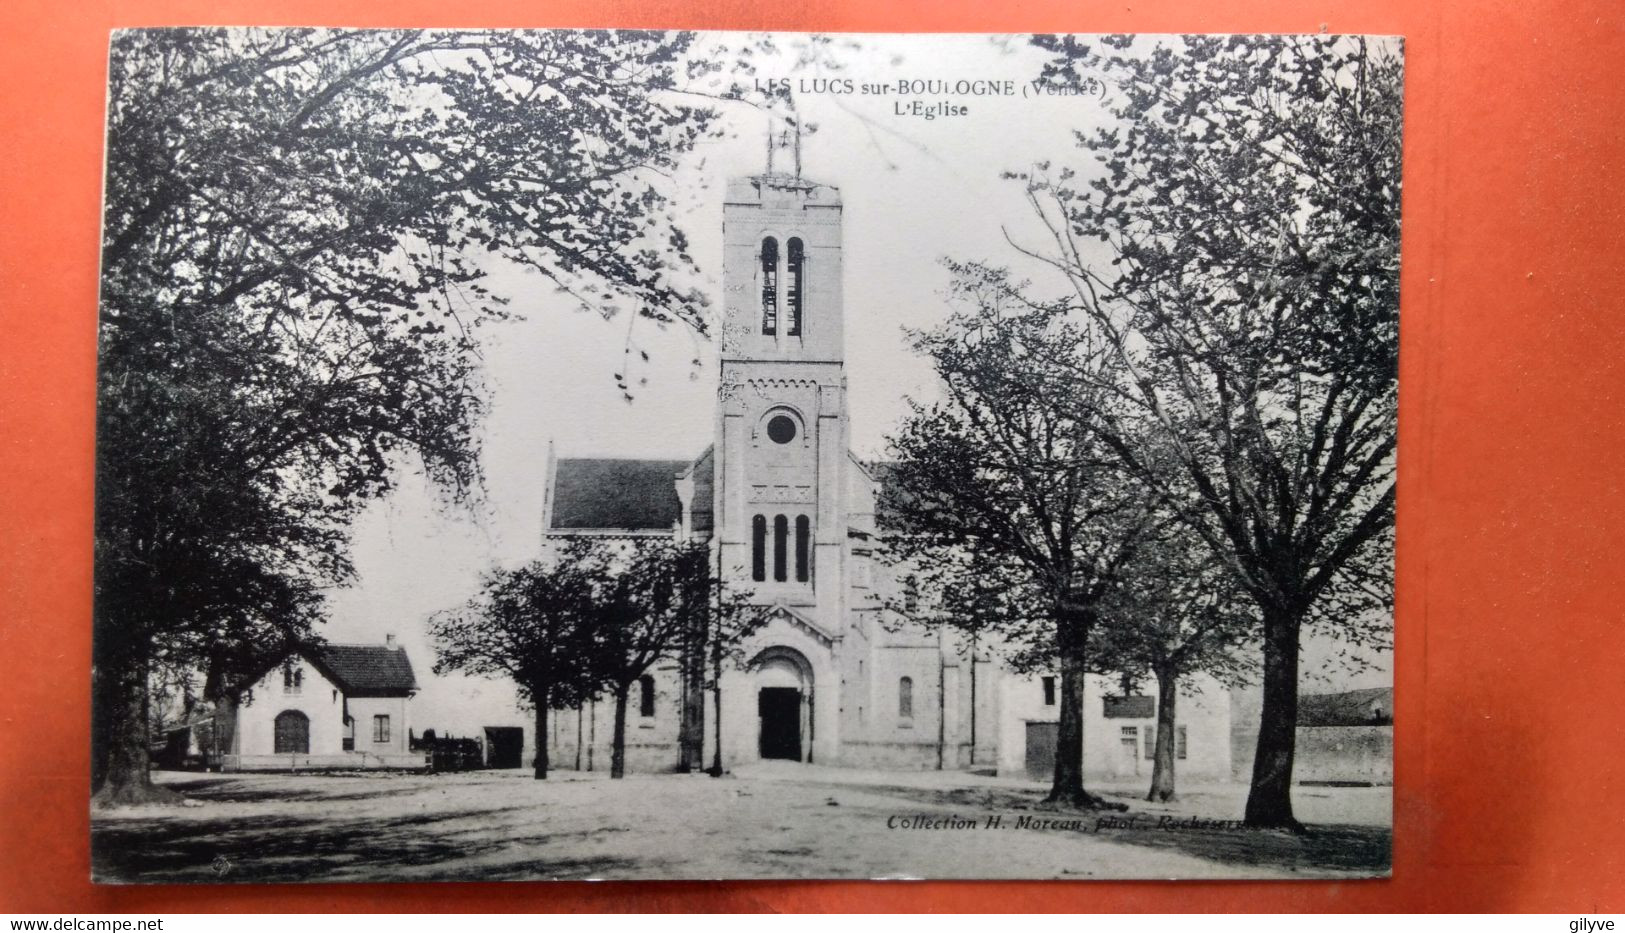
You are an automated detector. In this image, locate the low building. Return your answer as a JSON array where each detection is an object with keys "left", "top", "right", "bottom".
[
  {"left": 215, "top": 636, "right": 428, "bottom": 771},
  {"left": 996, "top": 672, "right": 1233, "bottom": 784},
  {"left": 1231, "top": 686, "right": 1393, "bottom": 786}
]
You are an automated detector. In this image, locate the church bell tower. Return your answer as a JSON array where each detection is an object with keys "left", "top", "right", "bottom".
[{"left": 713, "top": 126, "right": 848, "bottom": 628}]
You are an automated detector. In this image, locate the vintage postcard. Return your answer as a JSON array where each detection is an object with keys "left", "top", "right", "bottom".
[{"left": 90, "top": 29, "right": 1400, "bottom": 882}]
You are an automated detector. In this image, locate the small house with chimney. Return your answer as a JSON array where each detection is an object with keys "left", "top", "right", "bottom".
[{"left": 214, "top": 635, "right": 427, "bottom": 771}]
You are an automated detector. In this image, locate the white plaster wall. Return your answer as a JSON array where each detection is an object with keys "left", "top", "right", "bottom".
[
  {"left": 234, "top": 656, "right": 345, "bottom": 756},
  {"left": 716, "top": 614, "right": 839, "bottom": 767},
  {"left": 997, "top": 670, "right": 1232, "bottom": 784},
  {"left": 347, "top": 695, "right": 410, "bottom": 755},
  {"left": 545, "top": 663, "right": 686, "bottom": 774},
  {"left": 721, "top": 175, "right": 845, "bottom": 362}
]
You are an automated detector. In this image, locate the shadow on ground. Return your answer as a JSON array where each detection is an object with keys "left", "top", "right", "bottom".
[
  {"left": 92, "top": 803, "right": 635, "bottom": 883},
  {"left": 96, "top": 771, "right": 1387, "bottom": 881},
  {"left": 152, "top": 776, "right": 429, "bottom": 805},
  {"left": 836, "top": 781, "right": 1391, "bottom": 876}
]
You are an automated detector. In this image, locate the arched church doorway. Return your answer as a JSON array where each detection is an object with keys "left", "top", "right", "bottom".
[{"left": 750, "top": 646, "right": 813, "bottom": 762}]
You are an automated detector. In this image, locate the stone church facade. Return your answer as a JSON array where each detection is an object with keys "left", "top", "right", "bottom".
[{"left": 530, "top": 160, "right": 1233, "bottom": 781}]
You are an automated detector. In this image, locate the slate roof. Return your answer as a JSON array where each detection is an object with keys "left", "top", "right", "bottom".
[
  {"left": 865, "top": 460, "right": 918, "bottom": 533},
  {"left": 1298, "top": 687, "right": 1392, "bottom": 727},
  {"left": 235, "top": 642, "right": 419, "bottom": 699},
  {"left": 549, "top": 457, "right": 692, "bottom": 531},
  {"left": 313, "top": 644, "right": 419, "bottom": 697}
]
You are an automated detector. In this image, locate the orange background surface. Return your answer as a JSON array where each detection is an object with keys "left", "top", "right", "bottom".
[{"left": 2, "top": 0, "right": 1623, "bottom": 913}]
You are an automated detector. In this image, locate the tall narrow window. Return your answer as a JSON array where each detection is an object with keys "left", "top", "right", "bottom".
[
  {"left": 794, "top": 515, "right": 810, "bottom": 582},
  {"left": 899, "top": 677, "right": 914, "bottom": 719},
  {"left": 1176, "top": 725, "right": 1188, "bottom": 760},
  {"left": 1041, "top": 676, "right": 1056, "bottom": 706},
  {"left": 282, "top": 664, "right": 302, "bottom": 695},
  {"left": 638, "top": 675, "right": 656, "bottom": 717},
  {"left": 786, "top": 237, "right": 804, "bottom": 336},
  {"left": 751, "top": 515, "right": 767, "bottom": 582},
  {"left": 373, "top": 714, "right": 391, "bottom": 744},
  {"left": 773, "top": 515, "right": 789, "bottom": 582},
  {"left": 760, "top": 237, "right": 779, "bottom": 335}
]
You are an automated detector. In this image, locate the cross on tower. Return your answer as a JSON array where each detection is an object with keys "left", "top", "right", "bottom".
[{"left": 765, "top": 117, "right": 802, "bottom": 177}]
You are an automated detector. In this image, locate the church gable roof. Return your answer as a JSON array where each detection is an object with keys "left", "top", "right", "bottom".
[
  {"left": 863, "top": 460, "right": 911, "bottom": 532},
  {"left": 550, "top": 457, "right": 691, "bottom": 531},
  {"left": 682, "top": 446, "right": 716, "bottom": 537}
]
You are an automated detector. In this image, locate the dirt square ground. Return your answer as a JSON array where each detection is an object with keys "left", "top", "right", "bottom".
[{"left": 91, "top": 762, "right": 1391, "bottom": 882}]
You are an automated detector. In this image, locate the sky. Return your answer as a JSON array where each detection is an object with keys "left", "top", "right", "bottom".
[{"left": 316, "top": 33, "right": 1396, "bottom": 735}]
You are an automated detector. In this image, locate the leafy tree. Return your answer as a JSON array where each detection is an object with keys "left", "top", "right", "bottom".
[
  {"left": 428, "top": 540, "right": 605, "bottom": 779},
  {"left": 882, "top": 263, "right": 1152, "bottom": 807},
  {"left": 1015, "top": 34, "right": 1400, "bottom": 827},
  {"left": 581, "top": 540, "right": 759, "bottom": 778},
  {"left": 1092, "top": 523, "right": 1258, "bottom": 802},
  {"left": 94, "top": 27, "right": 724, "bottom": 802}
]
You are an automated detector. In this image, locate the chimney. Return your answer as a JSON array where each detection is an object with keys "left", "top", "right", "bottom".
[{"left": 385, "top": 633, "right": 397, "bottom": 650}]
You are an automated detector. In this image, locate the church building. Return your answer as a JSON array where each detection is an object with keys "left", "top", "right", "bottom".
[{"left": 531, "top": 148, "right": 1233, "bottom": 782}]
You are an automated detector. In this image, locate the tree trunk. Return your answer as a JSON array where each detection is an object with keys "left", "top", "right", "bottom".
[
  {"left": 678, "top": 584, "right": 707, "bottom": 773},
  {"left": 968, "top": 635, "right": 978, "bottom": 765},
  {"left": 680, "top": 657, "right": 705, "bottom": 772},
  {"left": 1148, "top": 667, "right": 1178, "bottom": 802},
  {"left": 1045, "top": 604, "right": 1118, "bottom": 809},
  {"left": 610, "top": 684, "right": 631, "bottom": 779},
  {"left": 91, "top": 648, "right": 179, "bottom": 807},
  {"left": 533, "top": 698, "right": 549, "bottom": 780},
  {"left": 1244, "top": 604, "right": 1304, "bottom": 830},
  {"left": 574, "top": 705, "right": 583, "bottom": 772},
  {"left": 935, "top": 649, "right": 946, "bottom": 770},
  {"left": 1049, "top": 650, "right": 1087, "bottom": 802},
  {"left": 709, "top": 646, "right": 724, "bottom": 777}
]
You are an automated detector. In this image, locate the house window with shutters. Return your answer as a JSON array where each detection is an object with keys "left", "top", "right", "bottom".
[
  {"left": 1120, "top": 726, "right": 1139, "bottom": 758},
  {"left": 282, "top": 664, "right": 302, "bottom": 695},
  {"left": 1145, "top": 725, "right": 1190, "bottom": 760}
]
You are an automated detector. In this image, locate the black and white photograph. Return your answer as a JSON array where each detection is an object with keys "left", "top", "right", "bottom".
[{"left": 89, "top": 29, "right": 1401, "bottom": 882}]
